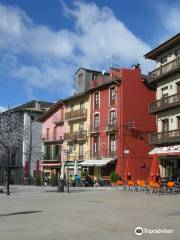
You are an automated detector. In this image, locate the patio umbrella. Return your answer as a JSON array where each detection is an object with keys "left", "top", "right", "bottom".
[
  {"left": 124, "top": 155, "right": 132, "bottom": 181},
  {"left": 149, "top": 154, "right": 160, "bottom": 182}
]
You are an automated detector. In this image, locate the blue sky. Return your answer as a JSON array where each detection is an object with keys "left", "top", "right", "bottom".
[{"left": 0, "top": 0, "right": 180, "bottom": 110}]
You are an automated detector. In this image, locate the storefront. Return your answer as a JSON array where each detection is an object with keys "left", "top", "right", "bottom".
[
  {"left": 149, "top": 145, "right": 180, "bottom": 179},
  {"left": 80, "top": 158, "right": 115, "bottom": 178}
]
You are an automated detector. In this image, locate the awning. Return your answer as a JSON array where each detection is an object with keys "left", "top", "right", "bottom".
[
  {"left": 149, "top": 145, "right": 180, "bottom": 155},
  {"left": 79, "top": 158, "right": 114, "bottom": 167},
  {"left": 39, "top": 163, "right": 61, "bottom": 167}
]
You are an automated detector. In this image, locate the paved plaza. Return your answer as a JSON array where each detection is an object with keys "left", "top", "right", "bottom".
[{"left": 0, "top": 186, "right": 179, "bottom": 240}]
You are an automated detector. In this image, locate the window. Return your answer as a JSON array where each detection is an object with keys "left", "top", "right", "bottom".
[
  {"left": 109, "top": 134, "right": 116, "bottom": 157},
  {"left": 161, "top": 56, "right": 168, "bottom": 64},
  {"left": 94, "top": 114, "right": 99, "bottom": 130},
  {"left": 92, "top": 73, "right": 98, "bottom": 81},
  {"left": 176, "top": 82, "right": 180, "bottom": 93},
  {"left": 70, "top": 105, "right": 74, "bottom": 112},
  {"left": 110, "top": 87, "right": 116, "bottom": 105},
  {"left": 53, "top": 127, "right": 57, "bottom": 140},
  {"left": 162, "top": 119, "right": 169, "bottom": 132},
  {"left": 30, "top": 115, "right": 35, "bottom": 121},
  {"left": 175, "top": 49, "right": 180, "bottom": 57},
  {"left": 46, "top": 128, "right": 49, "bottom": 140},
  {"left": 79, "top": 122, "right": 84, "bottom": 131},
  {"left": 94, "top": 92, "right": 99, "bottom": 109},
  {"left": 44, "top": 145, "right": 52, "bottom": 160},
  {"left": 177, "top": 117, "right": 180, "bottom": 129},
  {"left": 11, "top": 152, "right": 16, "bottom": 166},
  {"left": 80, "top": 102, "right": 85, "bottom": 111},
  {"left": 110, "top": 111, "right": 116, "bottom": 125},
  {"left": 78, "top": 73, "right": 83, "bottom": 83},
  {"left": 161, "top": 86, "right": 168, "bottom": 98},
  {"left": 79, "top": 144, "right": 84, "bottom": 160},
  {"left": 53, "top": 145, "right": 60, "bottom": 160},
  {"left": 93, "top": 136, "right": 99, "bottom": 157}
]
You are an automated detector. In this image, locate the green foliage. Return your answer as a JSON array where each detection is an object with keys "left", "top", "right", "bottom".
[
  {"left": 50, "top": 174, "right": 58, "bottom": 186},
  {"left": 34, "top": 175, "right": 41, "bottom": 186},
  {"left": 109, "top": 171, "right": 119, "bottom": 183}
]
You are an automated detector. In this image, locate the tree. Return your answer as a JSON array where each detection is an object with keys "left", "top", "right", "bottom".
[{"left": 0, "top": 111, "right": 23, "bottom": 195}]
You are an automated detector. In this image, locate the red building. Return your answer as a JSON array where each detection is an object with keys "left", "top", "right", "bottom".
[{"left": 89, "top": 66, "right": 156, "bottom": 181}]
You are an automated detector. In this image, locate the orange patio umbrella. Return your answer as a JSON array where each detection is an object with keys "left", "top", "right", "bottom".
[
  {"left": 149, "top": 154, "right": 160, "bottom": 182},
  {"left": 124, "top": 155, "right": 132, "bottom": 181}
]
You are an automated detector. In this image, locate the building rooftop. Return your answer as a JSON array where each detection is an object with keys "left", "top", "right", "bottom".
[{"left": 145, "top": 33, "right": 180, "bottom": 60}]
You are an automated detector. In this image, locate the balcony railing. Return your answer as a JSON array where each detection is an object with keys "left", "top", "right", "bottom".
[
  {"left": 149, "top": 129, "right": 180, "bottom": 146},
  {"left": 65, "top": 109, "right": 87, "bottom": 121},
  {"left": 148, "top": 56, "right": 180, "bottom": 84},
  {"left": 90, "top": 126, "right": 100, "bottom": 134},
  {"left": 64, "top": 130, "right": 87, "bottom": 141},
  {"left": 89, "top": 76, "right": 107, "bottom": 89},
  {"left": 42, "top": 135, "right": 63, "bottom": 143},
  {"left": 52, "top": 115, "right": 64, "bottom": 125},
  {"left": 68, "top": 153, "right": 86, "bottom": 161},
  {"left": 149, "top": 92, "right": 180, "bottom": 114},
  {"left": 105, "top": 123, "right": 117, "bottom": 133}
]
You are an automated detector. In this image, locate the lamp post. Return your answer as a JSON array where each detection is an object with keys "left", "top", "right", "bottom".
[{"left": 64, "top": 149, "right": 70, "bottom": 193}]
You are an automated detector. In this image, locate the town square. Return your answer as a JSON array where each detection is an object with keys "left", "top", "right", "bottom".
[{"left": 0, "top": 0, "right": 180, "bottom": 239}]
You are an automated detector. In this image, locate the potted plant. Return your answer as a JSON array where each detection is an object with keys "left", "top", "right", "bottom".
[{"left": 109, "top": 171, "right": 118, "bottom": 187}]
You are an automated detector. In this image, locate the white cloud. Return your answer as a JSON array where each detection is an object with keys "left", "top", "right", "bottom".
[
  {"left": 0, "top": 106, "right": 7, "bottom": 112},
  {"left": 0, "top": 1, "right": 154, "bottom": 99}
]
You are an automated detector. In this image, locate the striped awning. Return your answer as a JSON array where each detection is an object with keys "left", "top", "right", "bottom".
[{"left": 79, "top": 158, "right": 114, "bottom": 167}]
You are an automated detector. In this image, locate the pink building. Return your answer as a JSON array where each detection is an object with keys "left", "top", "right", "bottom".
[{"left": 39, "top": 101, "right": 66, "bottom": 177}]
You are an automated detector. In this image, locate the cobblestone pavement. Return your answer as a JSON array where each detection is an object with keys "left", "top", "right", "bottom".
[{"left": 0, "top": 186, "right": 179, "bottom": 240}]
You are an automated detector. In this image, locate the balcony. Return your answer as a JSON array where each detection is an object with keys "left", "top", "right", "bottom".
[
  {"left": 149, "top": 92, "right": 180, "bottom": 114},
  {"left": 68, "top": 153, "right": 86, "bottom": 161},
  {"left": 89, "top": 76, "right": 107, "bottom": 89},
  {"left": 105, "top": 123, "right": 117, "bottom": 133},
  {"left": 90, "top": 126, "right": 100, "bottom": 135},
  {"left": 52, "top": 115, "right": 64, "bottom": 125},
  {"left": 148, "top": 56, "right": 180, "bottom": 84},
  {"left": 64, "top": 130, "right": 87, "bottom": 142},
  {"left": 65, "top": 109, "right": 87, "bottom": 121},
  {"left": 149, "top": 129, "right": 180, "bottom": 146},
  {"left": 42, "top": 135, "right": 64, "bottom": 144}
]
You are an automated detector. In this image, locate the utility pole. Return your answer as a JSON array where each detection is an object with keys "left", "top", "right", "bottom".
[
  {"left": 6, "top": 148, "right": 10, "bottom": 195},
  {"left": 28, "top": 117, "right": 33, "bottom": 185}
]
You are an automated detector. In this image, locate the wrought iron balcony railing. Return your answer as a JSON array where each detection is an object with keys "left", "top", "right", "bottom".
[
  {"left": 105, "top": 123, "right": 117, "bottom": 133},
  {"left": 90, "top": 126, "right": 100, "bottom": 134},
  {"left": 52, "top": 115, "right": 64, "bottom": 125},
  {"left": 65, "top": 109, "right": 87, "bottom": 121},
  {"left": 148, "top": 56, "right": 180, "bottom": 84},
  {"left": 149, "top": 129, "right": 180, "bottom": 146},
  {"left": 42, "top": 135, "right": 63, "bottom": 143},
  {"left": 64, "top": 130, "right": 87, "bottom": 141},
  {"left": 149, "top": 92, "right": 180, "bottom": 114}
]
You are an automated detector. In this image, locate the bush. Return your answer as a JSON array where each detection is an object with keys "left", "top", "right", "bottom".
[
  {"left": 109, "top": 171, "right": 118, "bottom": 183},
  {"left": 34, "top": 175, "right": 41, "bottom": 186},
  {"left": 50, "top": 174, "right": 58, "bottom": 186}
]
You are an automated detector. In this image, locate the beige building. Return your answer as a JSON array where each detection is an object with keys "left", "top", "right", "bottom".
[
  {"left": 63, "top": 92, "right": 90, "bottom": 175},
  {"left": 145, "top": 33, "right": 180, "bottom": 179}
]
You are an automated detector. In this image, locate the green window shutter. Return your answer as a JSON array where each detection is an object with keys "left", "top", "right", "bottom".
[
  {"left": 50, "top": 145, "right": 52, "bottom": 160},
  {"left": 44, "top": 145, "right": 48, "bottom": 160},
  {"left": 53, "top": 145, "right": 56, "bottom": 160}
]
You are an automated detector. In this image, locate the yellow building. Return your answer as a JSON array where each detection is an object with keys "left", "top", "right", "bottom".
[{"left": 63, "top": 92, "right": 90, "bottom": 175}]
